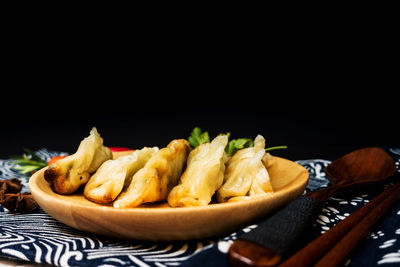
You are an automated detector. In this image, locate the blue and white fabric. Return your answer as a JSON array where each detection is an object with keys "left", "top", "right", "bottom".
[{"left": 0, "top": 148, "right": 399, "bottom": 267}]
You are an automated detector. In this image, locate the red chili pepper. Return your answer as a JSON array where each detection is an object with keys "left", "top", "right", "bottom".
[
  {"left": 48, "top": 155, "right": 68, "bottom": 166},
  {"left": 108, "top": 147, "right": 133, "bottom": 152}
]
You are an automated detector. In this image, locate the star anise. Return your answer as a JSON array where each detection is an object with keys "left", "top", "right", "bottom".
[
  {"left": 0, "top": 178, "right": 38, "bottom": 212},
  {"left": 0, "top": 178, "right": 22, "bottom": 193}
]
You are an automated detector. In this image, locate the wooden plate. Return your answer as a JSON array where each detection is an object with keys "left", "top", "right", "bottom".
[{"left": 29, "top": 156, "right": 309, "bottom": 241}]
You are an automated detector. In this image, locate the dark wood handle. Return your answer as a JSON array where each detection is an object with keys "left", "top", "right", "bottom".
[
  {"left": 229, "top": 240, "right": 281, "bottom": 267},
  {"left": 279, "top": 181, "right": 400, "bottom": 267},
  {"left": 228, "top": 181, "right": 400, "bottom": 267},
  {"left": 313, "top": 181, "right": 400, "bottom": 267},
  {"left": 306, "top": 185, "right": 341, "bottom": 201},
  {"left": 228, "top": 196, "right": 323, "bottom": 267}
]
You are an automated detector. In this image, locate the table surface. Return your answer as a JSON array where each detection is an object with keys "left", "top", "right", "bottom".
[
  {"left": 1, "top": 106, "right": 398, "bottom": 266},
  {"left": 1, "top": 152, "right": 399, "bottom": 267}
]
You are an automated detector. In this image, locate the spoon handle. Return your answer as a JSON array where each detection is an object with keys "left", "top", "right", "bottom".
[{"left": 229, "top": 195, "right": 323, "bottom": 267}]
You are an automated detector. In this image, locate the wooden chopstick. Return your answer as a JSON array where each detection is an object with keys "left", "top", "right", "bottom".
[
  {"left": 313, "top": 181, "right": 400, "bottom": 267},
  {"left": 278, "top": 181, "right": 400, "bottom": 267}
]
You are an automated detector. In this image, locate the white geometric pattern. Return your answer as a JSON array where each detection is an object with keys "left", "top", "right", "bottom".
[{"left": 1, "top": 148, "right": 399, "bottom": 266}]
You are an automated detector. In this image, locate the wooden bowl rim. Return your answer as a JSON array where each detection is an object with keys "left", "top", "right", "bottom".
[{"left": 28, "top": 156, "right": 309, "bottom": 240}]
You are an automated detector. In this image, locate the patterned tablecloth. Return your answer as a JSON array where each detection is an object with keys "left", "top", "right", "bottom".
[{"left": 0, "top": 148, "right": 399, "bottom": 267}]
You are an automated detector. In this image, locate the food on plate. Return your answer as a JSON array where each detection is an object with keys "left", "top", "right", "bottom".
[
  {"left": 44, "top": 127, "right": 112, "bottom": 194},
  {"left": 40, "top": 126, "right": 288, "bottom": 208},
  {"left": 84, "top": 147, "right": 158, "bottom": 204},
  {"left": 188, "top": 127, "right": 211, "bottom": 149},
  {"left": 188, "top": 127, "right": 255, "bottom": 157},
  {"left": 108, "top": 147, "right": 132, "bottom": 152},
  {"left": 225, "top": 137, "right": 254, "bottom": 157},
  {"left": 47, "top": 155, "right": 68, "bottom": 166},
  {"left": 216, "top": 135, "right": 274, "bottom": 202},
  {"left": 168, "top": 135, "right": 229, "bottom": 207},
  {"left": 113, "top": 139, "right": 190, "bottom": 208}
]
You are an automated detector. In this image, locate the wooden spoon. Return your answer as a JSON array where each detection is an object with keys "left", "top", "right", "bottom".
[
  {"left": 229, "top": 147, "right": 397, "bottom": 267},
  {"left": 309, "top": 147, "right": 397, "bottom": 200}
]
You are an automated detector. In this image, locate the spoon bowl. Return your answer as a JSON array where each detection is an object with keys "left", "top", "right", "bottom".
[
  {"left": 309, "top": 147, "right": 397, "bottom": 201},
  {"left": 325, "top": 147, "right": 397, "bottom": 185}
]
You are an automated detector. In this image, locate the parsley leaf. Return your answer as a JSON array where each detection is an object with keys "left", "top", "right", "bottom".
[
  {"left": 188, "top": 127, "right": 287, "bottom": 155},
  {"left": 225, "top": 138, "right": 254, "bottom": 156},
  {"left": 188, "top": 127, "right": 210, "bottom": 149}
]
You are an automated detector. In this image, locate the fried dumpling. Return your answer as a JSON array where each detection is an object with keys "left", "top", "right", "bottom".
[
  {"left": 44, "top": 127, "right": 112, "bottom": 194},
  {"left": 216, "top": 135, "right": 273, "bottom": 202},
  {"left": 113, "top": 139, "right": 190, "bottom": 208},
  {"left": 83, "top": 147, "right": 158, "bottom": 204},
  {"left": 168, "top": 135, "right": 228, "bottom": 207}
]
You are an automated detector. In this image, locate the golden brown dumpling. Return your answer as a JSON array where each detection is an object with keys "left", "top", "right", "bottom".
[
  {"left": 83, "top": 147, "right": 158, "bottom": 204},
  {"left": 168, "top": 135, "right": 228, "bottom": 207},
  {"left": 44, "top": 127, "right": 112, "bottom": 194},
  {"left": 113, "top": 139, "right": 190, "bottom": 208},
  {"left": 216, "top": 135, "right": 273, "bottom": 202}
]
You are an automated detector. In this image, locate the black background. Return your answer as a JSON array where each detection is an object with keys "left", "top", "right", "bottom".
[
  {"left": 1, "top": 88, "right": 397, "bottom": 162},
  {"left": 1, "top": 27, "right": 398, "bottom": 162}
]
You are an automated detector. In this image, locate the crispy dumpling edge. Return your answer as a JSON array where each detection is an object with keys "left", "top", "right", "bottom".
[{"left": 44, "top": 127, "right": 112, "bottom": 194}]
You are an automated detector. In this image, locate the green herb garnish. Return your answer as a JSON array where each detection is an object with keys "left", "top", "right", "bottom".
[
  {"left": 225, "top": 138, "right": 254, "bottom": 156},
  {"left": 188, "top": 127, "right": 210, "bottom": 149},
  {"left": 265, "top": 145, "right": 288, "bottom": 151},
  {"left": 188, "top": 127, "right": 287, "bottom": 156},
  {"left": 11, "top": 148, "right": 47, "bottom": 174}
]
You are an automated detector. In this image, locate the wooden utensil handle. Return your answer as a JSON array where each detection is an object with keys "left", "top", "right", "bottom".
[
  {"left": 313, "top": 181, "right": 400, "bottom": 267},
  {"left": 307, "top": 185, "right": 341, "bottom": 202},
  {"left": 279, "top": 181, "right": 400, "bottom": 267},
  {"left": 229, "top": 195, "right": 323, "bottom": 267}
]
